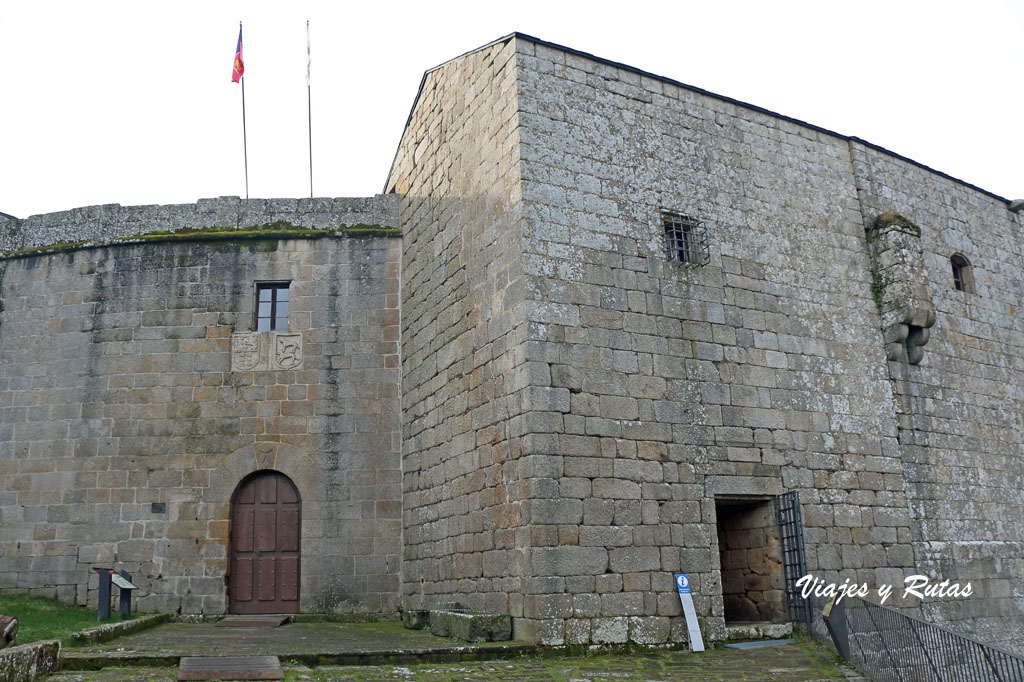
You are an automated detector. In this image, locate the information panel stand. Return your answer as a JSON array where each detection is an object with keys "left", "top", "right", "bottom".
[
  {"left": 674, "top": 573, "right": 705, "bottom": 652},
  {"left": 93, "top": 568, "right": 137, "bottom": 620}
]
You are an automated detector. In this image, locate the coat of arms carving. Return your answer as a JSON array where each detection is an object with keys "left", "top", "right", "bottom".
[
  {"left": 271, "top": 333, "right": 303, "bottom": 370},
  {"left": 231, "top": 332, "right": 262, "bottom": 371}
]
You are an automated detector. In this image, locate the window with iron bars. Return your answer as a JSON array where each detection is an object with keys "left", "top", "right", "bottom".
[{"left": 662, "top": 211, "right": 709, "bottom": 267}]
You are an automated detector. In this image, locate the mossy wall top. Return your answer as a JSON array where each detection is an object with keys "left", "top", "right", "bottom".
[{"left": 0, "top": 195, "right": 399, "bottom": 252}]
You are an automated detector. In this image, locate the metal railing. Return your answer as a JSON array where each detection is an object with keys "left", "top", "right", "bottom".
[{"left": 823, "top": 596, "right": 1024, "bottom": 682}]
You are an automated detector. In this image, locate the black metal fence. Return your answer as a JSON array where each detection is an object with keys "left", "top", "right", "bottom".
[{"left": 824, "top": 596, "right": 1024, "bottom": 682}]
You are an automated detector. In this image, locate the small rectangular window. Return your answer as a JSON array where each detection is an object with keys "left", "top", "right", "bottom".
[
  {"left": 255, "top": 283, "right": 289, "bottom": 331},
  {"left": 662, "top": 210, "right": 709, "bottom": 267}
]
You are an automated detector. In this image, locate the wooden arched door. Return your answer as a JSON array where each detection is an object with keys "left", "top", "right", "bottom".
[{"left": 228, "top": 471, "right": 301, "bottom": 614}]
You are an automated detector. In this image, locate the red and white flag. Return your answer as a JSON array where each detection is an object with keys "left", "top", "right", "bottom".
[{"left": 231, "top": 25, "right": 244, "bottom": 83}]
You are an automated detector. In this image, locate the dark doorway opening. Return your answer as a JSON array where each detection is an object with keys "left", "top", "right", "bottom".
[
  {"left": 715, "top": 498, "right": 786, "bottom": 623},
  {"left": 229, "top": 470, "right": 301, "bottom": 614}
]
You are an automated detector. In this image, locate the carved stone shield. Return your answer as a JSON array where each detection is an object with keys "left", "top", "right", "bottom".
[
  {"left": 271, "top": 333, "right": 303, "bottom": 370},
  {"left": 231, "top": 332, "right": 262, "bottom": 371}
]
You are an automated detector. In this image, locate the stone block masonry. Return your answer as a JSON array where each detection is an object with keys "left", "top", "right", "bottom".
[
  {"left": 0, "top": 196, "right": 398, "bottom": 252},
  {"left": 387, "top": 36, "right": 530, "bottom": 624},
  {"left": 507, "top": 35, "right": 920, "bottom": 645},
  {"left": 0, "top": 195, "right": 402, "bottom": 615},
  {"left": 1, "top": 32, "right": 1023, "bottom": 652},
  {"left": 388, "top": 33, "right": 1024, "bottom": 649},
  {"left": 850, "top": 142, "right": 1024, "bottom": 651},
  {"left": 0, "top": 640, "right": 60, "bottom": 682}
]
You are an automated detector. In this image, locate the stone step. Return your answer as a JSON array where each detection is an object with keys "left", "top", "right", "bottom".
[
  {"left": 724, "top": 622, "right": 793, "bottom": 641},
  {"left": 215, "top": 615, "right": 292, "bottom": 628},
  {"left": 178, "top": 656, "right": 282, "bottom": 681},
  {"left": 427, "top": 610, "right": 512, "bottom": 642}
]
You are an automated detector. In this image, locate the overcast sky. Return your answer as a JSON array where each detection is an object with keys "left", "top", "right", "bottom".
[{"left": 1, "top": 0, "right": 1021, "bottom": 219}]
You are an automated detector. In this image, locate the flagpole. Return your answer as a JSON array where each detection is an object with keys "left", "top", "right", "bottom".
[
  {"left": 242, "top": 74, "right": 249, "bottom": 200},
  {"left": 234, "top": 20, "right": 249, "bottom": 200},
  {"left": 306, "top": 20, "right": 313, "bottom": 198}
]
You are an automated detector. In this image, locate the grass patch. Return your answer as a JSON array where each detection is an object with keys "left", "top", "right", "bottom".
[
  {"left": 0, "top": 594, "right": 130, "bottom": 647},
  {"left": 871, "top": 271, "right": 885, "bottom": 312}
]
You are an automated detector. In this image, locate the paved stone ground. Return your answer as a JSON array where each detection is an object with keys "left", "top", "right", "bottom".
[
  {"left": 62, "top": 622, "right": 524, "bottom": 659},
  {"left": 48, "top": 621, "right": 857, "bottom": 681},
  {"left": 60, "top": 622, "right": 528, "bottom": 668},
  {"left": 50, "top": 639, "right": 850, "bottom": 682}
]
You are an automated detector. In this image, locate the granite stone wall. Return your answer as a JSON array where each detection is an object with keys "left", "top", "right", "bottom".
[
  {"left": 850, "top": 141, "right": 1024, "bottom": 651},
  {"left": 2, "top": 32, "right": 1022, "bottom": 651},
  {"left": 0, "top": 197, "right": 402, "bottom": 615},
  {"left": 717, "top": 500, "right": 785, "bottom": 623},
  {"left": 387, "top": 36, "right": 532, "bottom": 623},
  {"left": 387, "top": 33, "right": 1023, "bottom": 647},
  {"left": 508, "top": 36, "right": 918, "bottom": 645},
  {"left": 0, "top": 196, "right": 398, "bottom": 252}
]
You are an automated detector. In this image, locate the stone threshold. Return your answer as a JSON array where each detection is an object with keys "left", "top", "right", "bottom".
[
  {"left": 723, "top": 622, "right": 794, "bottom": 641},
  {"left": 215, "top": 616, "right": 293, "bottom": 628}
]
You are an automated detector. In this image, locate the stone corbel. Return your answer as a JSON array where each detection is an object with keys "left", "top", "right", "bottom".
[
  {"left": 883, "top": 308, "right": 936, "bottom": 364},
  {"left": 867, "top": 213, "right": 936, "bottom": 365}
]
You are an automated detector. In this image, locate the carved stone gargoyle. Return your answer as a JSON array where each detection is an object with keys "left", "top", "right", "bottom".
[
  {"left": 0, "top": 615, "right": 17, "bottom": 649},
  {"left": 867, "top": 213, "right": 936, "bottom": 365}
]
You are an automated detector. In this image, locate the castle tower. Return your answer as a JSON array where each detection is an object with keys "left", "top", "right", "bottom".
[{"left": 388, "top": 33, "right": 1024, "bottom": 648}]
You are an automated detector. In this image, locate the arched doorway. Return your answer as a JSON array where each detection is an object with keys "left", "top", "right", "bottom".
[{"left": 228, "top": 470, "right": 301, "bottom": 614}]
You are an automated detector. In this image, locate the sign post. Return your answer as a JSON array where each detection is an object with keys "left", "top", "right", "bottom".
[
  {"left": 94, "top": 567, "right": 112, "bottom": 620},
  {"left": 93, "top": 568, "right": 138, "bottom": 620},
  {"left": 112, "top": 570, "right": 137, "bottom": 617},
  {"left": 675, "top": 573, "right": 705, "bottom": 652}
]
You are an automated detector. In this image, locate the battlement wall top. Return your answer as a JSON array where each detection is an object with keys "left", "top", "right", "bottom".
[{"left": 0, "top": 195, "right": 399, "bottom": 252}]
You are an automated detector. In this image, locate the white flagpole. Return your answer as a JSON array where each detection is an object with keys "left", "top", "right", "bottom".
[{"left": 306, "top": 20, "right": 313, "bottom": 198}]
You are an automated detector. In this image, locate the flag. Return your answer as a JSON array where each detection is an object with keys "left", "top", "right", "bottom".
[
  {"left": 232, "top": 25, "right": 244, "bottom": 83},
  {"left": 305, "top": 21, "right": 310, "bottom": 86}
]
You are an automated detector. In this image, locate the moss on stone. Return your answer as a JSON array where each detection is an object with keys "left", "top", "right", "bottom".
[
  {"left": 0, "top": 240, "right": 94, "bottom": 259},
  {"left": 117, "top": 222, "right": 400, "bottom": 244},
  {"left": 870, "top": 271, "right": 885, "bottom": 313},
  {"left": 0, "top": 223, "right": 400, "bottom": 261},
  {"left": 871, "top": 211, "right": 920, "bottom": 237}
]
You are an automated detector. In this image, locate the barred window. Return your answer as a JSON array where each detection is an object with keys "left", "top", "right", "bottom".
[
  {"left": 662, "top": 211, "right": 709, "bottom": 266},
  {"left": 256, "top": 282, "right": 290, "bottom": 331}
]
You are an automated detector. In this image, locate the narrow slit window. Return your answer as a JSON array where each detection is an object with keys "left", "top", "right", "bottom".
[
  {"left": 256, "top": 283, "right": 290, "bottom": 331},
  {"left": 950, "top": 254, "right": 974, "bottom": 293},
  {"left": 662, "top": 210, "right": 709, "bottom": 267}
]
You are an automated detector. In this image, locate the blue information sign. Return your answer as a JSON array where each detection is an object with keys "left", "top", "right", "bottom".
[
  {"left": 675, "top": 573, "right": 690, "bottom": 594},
  {"left": 673, "top": 572, "right": 704, "bottom": 651}
]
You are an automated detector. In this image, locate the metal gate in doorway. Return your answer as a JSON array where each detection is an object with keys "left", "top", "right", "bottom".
[{"left": 774, "top": 490, "right": 811, "bottom": 629}]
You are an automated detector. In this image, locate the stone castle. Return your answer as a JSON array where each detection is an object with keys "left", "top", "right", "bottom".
[{"left": 1, "top": 33, "right": 1022, "bottom": 650}]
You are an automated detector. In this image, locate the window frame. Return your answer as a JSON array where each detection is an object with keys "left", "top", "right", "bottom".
[
  {"left": 662, "top": 210, "right": 709, "bottom": 267},
  {"left": 950, "top": 254, "right": 974, "bottom": 293},
  {"left": 255, "top": 282, "right": 290, "bottom": 332}
]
